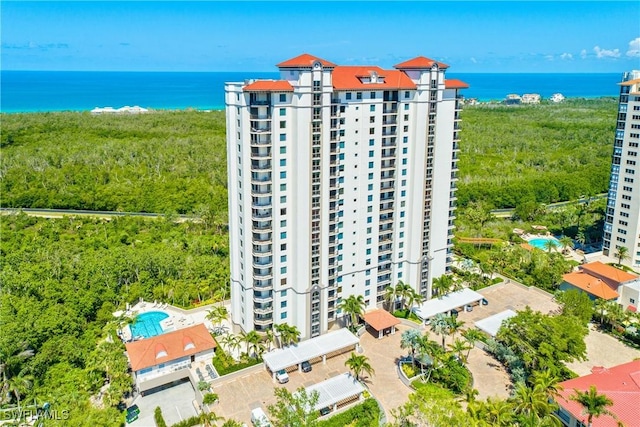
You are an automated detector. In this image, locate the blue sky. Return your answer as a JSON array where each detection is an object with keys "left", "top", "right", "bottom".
[{"left": 2, "top": 1, "right": 639, "bottom": 73}]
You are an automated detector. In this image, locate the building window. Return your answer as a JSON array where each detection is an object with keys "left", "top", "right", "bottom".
[
  {"left": 280, "top": 232, "right": 287, "bottom": 239},
  {"left": 280, "top": 183, "right": 286, "bottom": 191},
  {"left": 281, "top": 266, "right": 287, "bottom": 274},
  {"left": 281, "top": 301, "right": 287, "bottom": 308},
  {"left": 280, "top": 133, "right": 286, "bottom": 141},
  {"left": 404, "top": 91, "right": 410, "bottom": 98},
  {"left": 403, "top": 136, "right": 408, "bottom": 143},
  {"left": 370, "top": 128, "right": 375, "bottom": 135},
  {"left": 280, "top": 121, "right": 286, "bottom": 129},
  {"left": 356, "top": 92, "right": 362, "bottom": 100},
  {"left": 280, "top": 195, "right": 286, "bottom": 203},
  {"left": 280, "top": 159, "right": 286, "bottom": 166},
  {"left": 369, "top": 150, "right": 374, "bottom": 158},
  {"left": 281, "top": 312, "right": 287, "bottom": 319},
  {"left": 280, "top": 146, "right": 286, "bottom": 154},
  {"left": 280, "top": 171, "right": 286, "bottom": 179},
  {"left": 404, "top": 104, "right": 409, "bottom": 110},
  {"left": 369, "top": 162, "right": 374, "bottom": 168},
  {"left": 370, "top": 92, "right": 376, "bottom": 99},
  {"left": 279, "top": 108, "right": 286, "bottom": 116},
  {"left": 346, "top": 93, "right": 352, "bottom": 100},
  {"left": 370, "top": 105, "right": 375, "bottom": 112},
  {"left": 370, "top": 116, "right": 375, "bottom": 123},
  {"left": 280, "top": 94, "right": 286, "bottom": 102}
]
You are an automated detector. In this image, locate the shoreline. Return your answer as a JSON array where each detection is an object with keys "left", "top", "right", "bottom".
[{"left": 0, "top": 96, "right": 617, "bottom": 115}]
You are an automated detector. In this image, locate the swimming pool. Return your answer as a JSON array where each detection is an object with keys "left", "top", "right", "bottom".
[
  {"left": 528, "top": 237, "right": 560, "bottom": 250},
  {"left": 130, "top": 311, "right": 169, "bottom": 339}
]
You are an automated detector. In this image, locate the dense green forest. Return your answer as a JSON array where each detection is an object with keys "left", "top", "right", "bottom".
[
  {"left": 0, "top": 214, "right": 228, "bottom": 425},
  {"left": 457, "top": 98, "right": 616, "bottom": 208},
  {"left": 1, "top": 111, "right": 228, "bottom": 216},
  {"left": 1, "top": 99, "right": 617, "bottom": 213}
]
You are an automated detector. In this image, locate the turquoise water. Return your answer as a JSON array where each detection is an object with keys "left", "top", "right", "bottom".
[
  {"left": 1, "top": 71, "right": 620, "bottom": 113},
  {"left": 528, "top": 237, "right": 560, "bottom": 250},
  {"left": 130, "top": 311, "right": 169, "bottom": 339}
]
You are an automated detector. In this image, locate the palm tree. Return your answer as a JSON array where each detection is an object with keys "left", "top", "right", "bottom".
[
  {"left": 242, "top": 330, "right": 262, "bottom": 358},
  {"left": 448, "top": 338, "right": 472, "bottom": 364},
  {"left": 576, "top": 230, "right": 586, "bottom": 249},
  {"left": 338, "top": 295, "right": 366, "bottom": 329},
  {"left": 543, "top": 239, "right": 556, "bottom": 253},
  {"left": 430, "top": 313, "right": 451, "bottom": 349},
  {"left": 275, "top": 323, "right": 300, "bottom": 347},
  {"left": 510, "top": 381, "right": 558, "bottom": 423},
  {"left": 432, "top": 275, "right": 454, "bottom": 298},
  {"left": 461, "top": 328, "right": 484, "bottom": 359},
  {"left": 446, "top": 316, "right": 466, "bottom": 341},
  {"left": 593, "top": 298, "right": 608, "bottom": 325},
  {"left": 614, "top": 245, "right": 630, "bottom": 266},
  {"left": 7, "top": 371, "right": 33, "bottom": 414},
  {"left": 395, "top": 281, "right": 413, "bottom": 310},
  {"left": 400, "top": 329, "right": 422, "bottom": 361},
  {"left": 383, "top": 284, "right": 400, "bottom": 312},
  {"left": 558, "top": 236, "right": 574, "bottom": 255},
  {"left": 344, "top": 352, "right": 375, "bottom": 382},
  {"left": 199, "top": 410, "right": 225, "bottom": 427},
  {"left": 206, "top": 305, "right": 228, "bottom": 330},
  {"left": 571, "top": 385, "right": 617, "bottom": 427},
  {"left": 263, "top": 328, "right": 276, "bottom": 352},
  {"left": 481, "top": 396, "right": 515, "bottom": 426}
]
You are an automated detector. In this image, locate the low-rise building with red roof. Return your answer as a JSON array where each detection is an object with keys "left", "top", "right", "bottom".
[
  {"left": 554, "top": 360, "right": 640, "bottom": 426},
  {"left": 560, "top": 261, "right": 639, "bottom": 311},
  {"left": 125, "top": 324, "right": 217, "bottom": 393}
]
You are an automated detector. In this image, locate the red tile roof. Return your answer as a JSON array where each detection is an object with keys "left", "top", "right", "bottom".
[
  {"left": 394, "top": 56, "right": 449, "bottom": 70},
  {"left": 277, "top": 53, "right": 337, "bottom": 68},
  {"left": 243, "top": 80, "right": 294, "bottom": 92},
  {"left": 619, "top": 78, "right": 640, "bottom": 86},
  {"left": 125, "top": 324, "right": 216, "bottom": 371},
  {"left": 556, "top": 360, "right": 640, "bottom": 427},
  {"left": 562, "top": 271, "right": 620, "bottom": 300},
  {"left": 332, "top": 66, "right": 416, "bottom": 90},
  {"left": 580, "top": 261, "right": 638, "bottom": 287},
  {"left": 363, "top": 309, "right": 400, "bottom": 331},
  {"left": 445, "top": 79, "right": 470, "bottom": 89}
]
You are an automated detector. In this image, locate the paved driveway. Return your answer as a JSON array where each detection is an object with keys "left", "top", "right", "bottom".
[
  {"left": 130, "top": 380, "right": 198, "bottom": 427},
  {"left": 566, "top": 324, "right": 640, "bottom": 376}
]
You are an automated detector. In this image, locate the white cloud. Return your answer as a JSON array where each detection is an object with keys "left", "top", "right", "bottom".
[
  {"left": 627, "top": 37, "right": 640, "bottom": 57},
  {"left": 560, "top": 53, "right": 573, "bottom": 60},
  {"left": 545, "top": 55, "right": 554, "bottom": 61},
  {"left": 470, "top": 57, "right": 477, "bottom": 63},
  {"left": 580, "top": 49, "right": 587, "bottom": 59},
  {"left": 594, "top": 46, "right": 621, "bottom": 58}
]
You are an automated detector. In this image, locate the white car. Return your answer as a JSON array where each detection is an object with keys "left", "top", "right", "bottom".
[
  {"left": 275, "top": 369, "right": 289, "bottom": 384},
  {"left": 251, "top": 407, "right": 271, "bottom": 427}
]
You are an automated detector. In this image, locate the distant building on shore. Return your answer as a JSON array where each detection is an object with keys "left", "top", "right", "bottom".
[
  {"left": 504, "top": 94, "right": 522, "bottom": 105},
  {"left": 550, "top": 93, "right": 565, "bottom": 103},
  {"left": 90, "top": 105, "right": 148, "bottom": 114},
  {"left": 225, "top": 54, "right": 467, "bottom": 338},
  {"left": 521, "top": 93, "right": 541, "bottom": 104},
  {"left": 602, "top": 70, "right": 640, "bottom": 269}
]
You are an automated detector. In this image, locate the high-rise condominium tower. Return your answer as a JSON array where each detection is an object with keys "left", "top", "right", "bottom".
[
  {"left": 225, "top": 54, "right": 468, "bottom": 338},
  {"left": 603, "top": 70, "right": 640, "bottom": 268}
]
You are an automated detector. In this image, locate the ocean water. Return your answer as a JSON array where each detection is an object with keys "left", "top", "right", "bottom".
[{"left": 1, "top": 70, "right": 621, "bottom": 113}]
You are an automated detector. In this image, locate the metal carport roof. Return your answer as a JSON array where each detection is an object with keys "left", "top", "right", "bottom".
[
  {"left": 300, "top": 373, "right": 364, "bottom": 410},
  {"left": 263, "top": 329, "right": 359, "bottom": 372},
  {"left": 412, "top": 288, "right": 484, "bottom": 321}
]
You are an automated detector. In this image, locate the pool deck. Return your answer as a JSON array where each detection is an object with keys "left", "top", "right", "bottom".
[{"left": 120, "top": 299, "right": 223, "bottom": 342}]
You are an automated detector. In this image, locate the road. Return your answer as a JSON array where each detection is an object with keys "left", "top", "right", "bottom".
[
  {"left": 489, "top": 193, "right": 607, "bottom": 218},
  {"left": 0, "top": 207, "right": 195, "bottom": 221}
]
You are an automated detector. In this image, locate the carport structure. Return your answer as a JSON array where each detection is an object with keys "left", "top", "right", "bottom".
[
  {"left": 262, "top": 329, "right": 359, "bottom": 380},
  {"left": 301, "top": 373, "right": 365, "bottom": 415},
  {"left": 474, "top": 309, "right": 516, "bottom": 337},
  {"left": 412, "top": 288, "right": 484, "bottom": 324},
  {"left": 363, "top": 309, "right": 400, "bottom": 339}
]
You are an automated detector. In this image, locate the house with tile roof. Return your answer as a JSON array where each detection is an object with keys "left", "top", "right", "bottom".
[
  {"left": 560, "top": 261, "right": 639, "bottom": 311},
  {"left": 125, "top": 324, "right": 217, "bottom": 393},
  {"left": 554, "top": 360, "right": 640, "bottom": 427}
]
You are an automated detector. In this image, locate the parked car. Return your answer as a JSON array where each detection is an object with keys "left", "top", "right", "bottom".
[
  {"left": 319, "top": 407, "right": 331, "bottom": 416},
  {"left": 125, "top": 405, "right": 140, "bottom": 424},
  {"left": 301, "top": 360, "right": 312, "bottom": 373},
  {"left": 275, "top": 369, "right": 289, "bottom": 384},
  {"left": 251, "top": 407, "right": 271, "bottom": 426}
]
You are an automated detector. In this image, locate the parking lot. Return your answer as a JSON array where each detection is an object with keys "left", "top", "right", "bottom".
[{"left": 130, "top": 380, "right": 198, "bottom": 426}]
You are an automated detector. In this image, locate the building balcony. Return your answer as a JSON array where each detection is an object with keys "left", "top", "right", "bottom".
[
  {"left": 251, "top": 171, "right": 271, "bottom": 184},
  {"left": 251, "top": 185, "right": 272, "bottom": 196},
  {"left": 381, "top": 160, "right": 396, "bottom": 169},
  {"left": 252, "top": 220, "right": 272, "bottom": 232},
  {"left": 380, "top": 172, "right": 395, "bottom": 181},
  {"left": 251, "top": 197, "right": 272, "bottom": 209},
  {"left": 252, "top": 208, "right": 272, "bottom": 221},
  {"left": 249, "top": 99, "right": 270, "bottom": 106},
  {"left": 382, "top": 138, "right": 396, "bottom": 147},
  {"left": 382, "top": 149, "right": 396, "bottom": 158},
  {"left": 253, "top": 292, "right": 273, "bottom": 304},
  {"left": 253, "top": 269, "right": 273, "bottom": 280},
  {"left": 252, "top": 232, "right": 272, "bottom": 243},
  {"left": 254, "top": 315, "right": 273, "bottom": 325},
  {"left": 250, "top": 126, "right": 272, "bottom": 134},
  {"left": 251, "top": 161, "right": 271, "bottom": 171},
  {"left": 382, "top": 117, "right": 397, "bottom": 125},
  {"left": 254, "top": 304, "right": 273, "bottom": 315},
  {"left": 251, "top": 148, "right": 272, "bottom": 159},
  {"left": 250, "top": 114, "right": 270, "bottom": 121},
  {"left": 251, "top": 135, "right": 271, "bottom": 146},
  {"left": 380, "top": 214, "right": 393, "bottom": 223},
  {"left": 382, "top": 128, "right": 397, "bottom": 136},
  {"left": 379, "top": 244, "right": 393, "bottom": 253}
]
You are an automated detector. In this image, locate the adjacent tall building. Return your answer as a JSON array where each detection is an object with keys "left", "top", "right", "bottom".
[
  {"left": 225, "top": 54, "right": 467, "bottom": 338},
  {"left": 603, "top": 70, "right": 640, "bottom": 268}
]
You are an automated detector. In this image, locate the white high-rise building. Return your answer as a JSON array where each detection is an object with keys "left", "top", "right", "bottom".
[
  {"left": 225, "top": 54, "right": 468, "bottom": 338},
  {"left": 603, "top": 70, "right": 640, "bottom": 268}
]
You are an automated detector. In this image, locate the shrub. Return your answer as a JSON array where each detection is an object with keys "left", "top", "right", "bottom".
[
  {"left": 170, "top": 415, "right": 201, "bottom": 427},
  {"left": 316, "top": 399, "right": 380, "bottom": 427},
  {"left": 430, "top": 357, "right": 472, "bottom": 394},
  {"left": 211, "top": 346, "right": 261, "bottom": 376},
  {"left": 154, "top": 407, "right": 167, "bottom": 427},
  {"left": 197, "top": 380, "right": 210, "bottom": 391},
  {"left": 202, "top": 393, "right": 218, "bottom": 405},
  {"left": 401, "top": 363, "right": 418, "bottom": 379}
]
